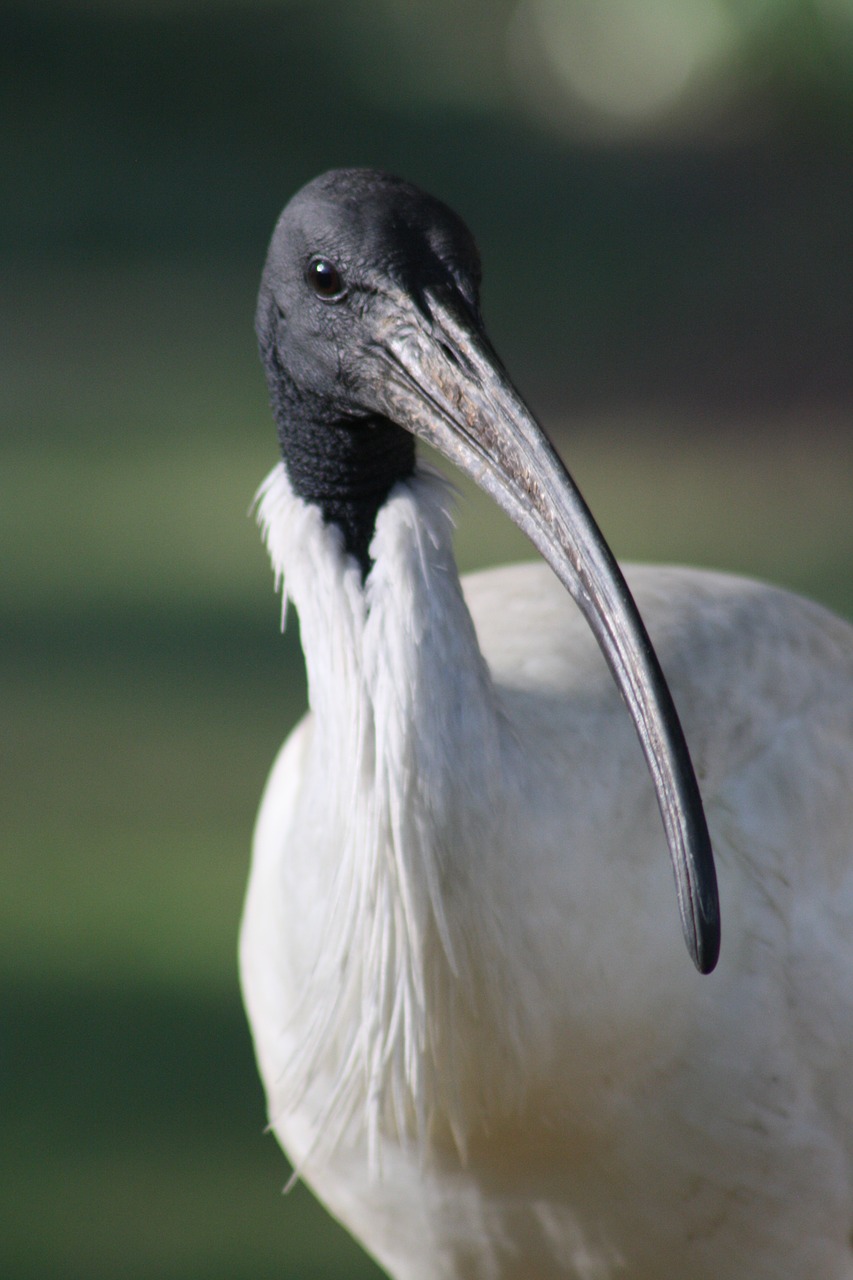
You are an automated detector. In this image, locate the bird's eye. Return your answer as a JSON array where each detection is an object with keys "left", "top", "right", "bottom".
[{"left": 305, "top": 256, "right": 346, "bottom": 301}]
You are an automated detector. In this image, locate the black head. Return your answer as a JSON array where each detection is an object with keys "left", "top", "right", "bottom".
[{"left": 256, "top": 169, "right": 482, "bottom": 570}]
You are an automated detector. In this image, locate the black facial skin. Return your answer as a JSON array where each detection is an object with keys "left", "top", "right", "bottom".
[{"left": 256, "top": 168, "right": 481, "bottom": 574}]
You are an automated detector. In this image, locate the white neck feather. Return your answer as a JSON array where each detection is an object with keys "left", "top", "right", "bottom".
[{"left": 254, "top": 463, "right": 531, "bottom": 1165}]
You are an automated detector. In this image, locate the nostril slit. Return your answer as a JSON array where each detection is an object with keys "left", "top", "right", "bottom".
[{"left": 439, "top": 341, "right": 461, "bottom": 369}]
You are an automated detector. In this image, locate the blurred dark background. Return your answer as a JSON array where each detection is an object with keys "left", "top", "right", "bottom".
[{"left": 2, "top": 2, "right": 851, "bottom": 1277}]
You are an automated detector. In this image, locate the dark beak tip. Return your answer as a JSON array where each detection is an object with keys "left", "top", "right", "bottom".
[
  {"left": 693, "top": 923, "right": 721, "bottom": 975},
  {"left": 685, "top": 882, "right": 721, "bottom": 975}
]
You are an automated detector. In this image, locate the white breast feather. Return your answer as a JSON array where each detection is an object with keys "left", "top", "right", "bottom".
[{"left": 251, "top": 464, "right": 542, "bottom": 1172}]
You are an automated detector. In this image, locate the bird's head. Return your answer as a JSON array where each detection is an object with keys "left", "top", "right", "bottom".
[
  {"left": 256, "top": 167, "right": 720, "bottom": 974},
  {"left": 257, "top": 168, "right": 482, "bottom": 408}
]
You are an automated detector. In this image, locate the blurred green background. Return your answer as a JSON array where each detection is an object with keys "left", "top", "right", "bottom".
[{"left": 3, "top": 2, "right": 852, "bottom": 1277}]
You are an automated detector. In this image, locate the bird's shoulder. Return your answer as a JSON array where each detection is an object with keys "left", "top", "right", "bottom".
[
  {"left": 462, "top": 559, "right": 853, "bottom": 898},
  {"left": 461, "top": 558, "right": 853, "bottom": 704}
]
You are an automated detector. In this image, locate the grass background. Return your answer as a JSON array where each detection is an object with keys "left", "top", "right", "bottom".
[{"left": 3, "top": 3, "right": 852, "bottom": 1276}]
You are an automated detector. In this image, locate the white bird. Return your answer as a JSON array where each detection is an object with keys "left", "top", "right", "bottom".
[{"left": 239, "top": 168, "right": 853, "bottom": 1280}]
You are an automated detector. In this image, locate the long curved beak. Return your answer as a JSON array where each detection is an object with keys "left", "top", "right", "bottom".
[{"left": 365, "top": 287, "right": 720, "bottom": 974}]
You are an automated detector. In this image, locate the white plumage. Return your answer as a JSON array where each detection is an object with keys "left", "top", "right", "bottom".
[{"left": 241, "top": 461, "right": 853, "bottom": 1280}]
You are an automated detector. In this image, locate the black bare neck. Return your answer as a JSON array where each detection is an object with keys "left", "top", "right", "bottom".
[{"left": 265, "top": 353, "right": 416, "bottom": 576}]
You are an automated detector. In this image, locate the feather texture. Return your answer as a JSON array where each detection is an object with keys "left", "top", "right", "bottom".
[
  {"left": 247, "top": 464, "right": 550, "bottom": 1171},
  {"left": 242, "top": 462, "right": 853, "bottom": 1279}
]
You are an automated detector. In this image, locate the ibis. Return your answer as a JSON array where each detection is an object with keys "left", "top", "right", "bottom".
[{"left": 239, "top": 168, "right": 853, "bottom": 1279}]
